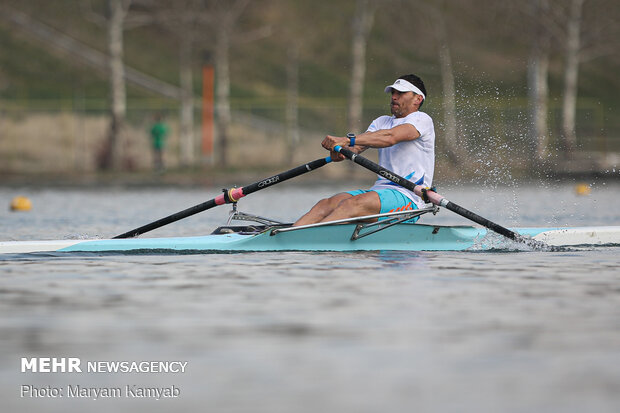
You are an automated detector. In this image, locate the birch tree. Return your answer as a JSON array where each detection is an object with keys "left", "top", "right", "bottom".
[
  {"left": 347, "top": 0, "right": 377, "bottom": 135},
  {"left": 561, "top": 0, "right": 584, "bottom": 154},
  {"left": 197, "top": 0, "right": 270, "bottom": 167},
  {"left": 84, "top": 0, "right": 150, "bottom": 170},
  {"left": 102, "top": 0, "right": 131, "bottom": 170},
  {"left": 403, "top": 0, "right": 465, "bottom": 165},
  {"left": 560, "top": 0, "right": 619, "bottom": 154},
  {"left": 527, "top": 0, "right": 553, "bottom": 165},
  {"left": 149, "top": 0, "right": 201, "bottom": 166},
  {"left": 286, "top": 43, "right": 300, "bottom": 162},
  {"left": 263, "top": 0, "right": 313, "bottom": 165},
  {"left": 422, "top": 0, "right": 465, "bottom": 165}
]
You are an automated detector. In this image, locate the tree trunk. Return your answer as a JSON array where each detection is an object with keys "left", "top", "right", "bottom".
[
  {"left": 561, "top": 0, "right": 584, "bottom": 155},
  {"left": 528, "top": 0, "right": 551, "bottom": 166},
  {"left": 215, "top": 30, "right": 231, "bottom": 167},
  {"left": 347, "top": 0, "right": 375, "bottom": 135},
  {"left": 179, "top": 35, "right": 194, "bottom": 166},
  {"left": 100, "top": 0, "right": 128, "bottom": 170},
  {"left": 286, "top": 43, "right": 300, "bottom": 164},
  {"left": 432, "top": 2, "right": 464, "bottom": 165},
  {"left": 529, "top": 51, "right": 550, "bottom": 164}
]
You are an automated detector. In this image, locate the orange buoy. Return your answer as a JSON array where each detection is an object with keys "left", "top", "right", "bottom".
[
  {"left": 575, "top": 183, "right": 591, "bottom": 196},
  {"left": 10, "top": 196, "right": 32, "bottom": 211}
]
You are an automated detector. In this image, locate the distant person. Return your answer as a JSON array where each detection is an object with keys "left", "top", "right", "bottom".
[
  {"left": 150, "top": 114, "right": 169, "bottom": 172},
  {"left": 294, "top": 74, "right": 435, "bottom": 226}
]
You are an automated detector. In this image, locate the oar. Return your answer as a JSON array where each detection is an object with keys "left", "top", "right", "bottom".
[
  {"left": 114, "top": 157, "right": 332, "bottom": 239},
  {"left": 333, "top": 146, "right": 547, "bottom": 248}
]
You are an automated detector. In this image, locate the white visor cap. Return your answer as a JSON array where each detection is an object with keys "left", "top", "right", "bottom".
[{"left": 384, "top": 78, "right": 425, "bottom": 100}]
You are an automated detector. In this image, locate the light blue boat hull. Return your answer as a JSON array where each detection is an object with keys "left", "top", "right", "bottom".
[{"left": 58, "top": 224, "right": 555, "bottom": 253}]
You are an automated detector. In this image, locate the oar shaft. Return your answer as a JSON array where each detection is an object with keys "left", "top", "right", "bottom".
[
  {"left": 114, "top": 157, "right": 332, "bottom": 239},
  {"left": 113, "top": 199, "right": 218, "bottom": 239},
  {"left": 442, "top": 200, "right": 518, "bottom": 241},
  {"left": 334, "top": 146, "right": 522, "bottom": 242}
]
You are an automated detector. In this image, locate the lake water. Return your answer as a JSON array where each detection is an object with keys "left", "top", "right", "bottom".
[{"left": 1, "top": 181, "right": 619, "bottom": 413}]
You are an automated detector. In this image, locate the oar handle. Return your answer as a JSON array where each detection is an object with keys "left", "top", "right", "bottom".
[
  {"left": 114, "top": 157, "right": 332, "bottom": 239},
  {"left": 334, "top": 145, "right": 531, "bottom": 244}
]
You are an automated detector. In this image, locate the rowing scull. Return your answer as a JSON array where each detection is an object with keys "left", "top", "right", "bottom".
[{"left": 1, "top": 208, "right": 618, "bottom": 254}]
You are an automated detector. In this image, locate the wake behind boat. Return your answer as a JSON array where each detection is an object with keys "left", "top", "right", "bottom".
[{"left": 2, "top": 207, "right": 619, "bottom": 254}]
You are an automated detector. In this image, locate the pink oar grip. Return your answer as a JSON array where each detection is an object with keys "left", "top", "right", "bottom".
[
  {"left": 413, "top": 186, "right": 445, "bottom": 206},
  {"left": 229, "top": 187, "right": 245, "bottom": 202},
  {"left": 215, "top": 188, "right": 246, "bottom": 205}
]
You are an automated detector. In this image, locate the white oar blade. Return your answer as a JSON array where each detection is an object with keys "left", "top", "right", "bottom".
[{"left": 533, "top": 226, "right": 620, "bottom": 246}]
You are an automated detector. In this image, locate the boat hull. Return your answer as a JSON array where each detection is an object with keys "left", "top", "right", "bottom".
[
  {"left": 64, "top": 223, "right": 489, "bottom": 252},
  {"left": 1, "top": 224, "right": 618, "bottom": 254}
]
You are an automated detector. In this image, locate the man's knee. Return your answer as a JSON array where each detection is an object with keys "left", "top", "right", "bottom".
[
  {"left": 325, "top": 193, "right": 352, "bottom": 205},
  {"left": 335, "top": 196, "right": 356, "bottom": 209},
  {"left": 314, "top": 195, "right": 343, "bottom": 213},
  {"left": 336, "top": 192, "right": 379, "bottom": 215}
]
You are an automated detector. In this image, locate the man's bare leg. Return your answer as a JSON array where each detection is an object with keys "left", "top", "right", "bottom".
[
  {"left": 293, "top": 191, "right": 381, "bottom": 226},
  {"left": 293, "top": 193, "right": 352, "bottom": 227},
  {"left": 319, "top": 191, "right": 381, "bottom": 222}
]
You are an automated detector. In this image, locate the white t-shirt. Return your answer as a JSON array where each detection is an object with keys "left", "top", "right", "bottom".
[{"left": 366, "top": 111, "right": 435, "bottom": 207}]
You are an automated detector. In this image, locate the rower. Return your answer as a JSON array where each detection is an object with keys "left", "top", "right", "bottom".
[{"left": 294, "top": 74, "right": 435, "bottom": 227}]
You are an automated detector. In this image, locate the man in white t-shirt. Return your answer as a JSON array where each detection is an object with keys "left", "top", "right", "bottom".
[{"left": 293, "top": 74, "right": 435, "bottom": 226}]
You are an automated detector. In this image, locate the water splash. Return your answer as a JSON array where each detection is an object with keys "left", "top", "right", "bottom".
[
  {"left": 64, "top": 234, "right": 101, "bottom": 240},
  {"left": 467, "top": 230, "right": 561, "bottom": 253}
]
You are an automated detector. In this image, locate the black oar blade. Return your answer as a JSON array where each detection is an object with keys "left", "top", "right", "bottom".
[{"left": 114, "top": 157, "right": 332, "bottom": 239}]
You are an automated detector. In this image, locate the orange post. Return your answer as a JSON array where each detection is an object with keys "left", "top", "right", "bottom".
[{"left": 202, "top": 65, "right": 214, "bottom": 158}]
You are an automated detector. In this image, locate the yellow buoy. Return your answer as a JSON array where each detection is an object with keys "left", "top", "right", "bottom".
[
  {"left": 10, "top": 196, "right": 32, "bottom": 211},
  {"left": 575, "top": 183, "right": 591, "bottom": 196}
]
